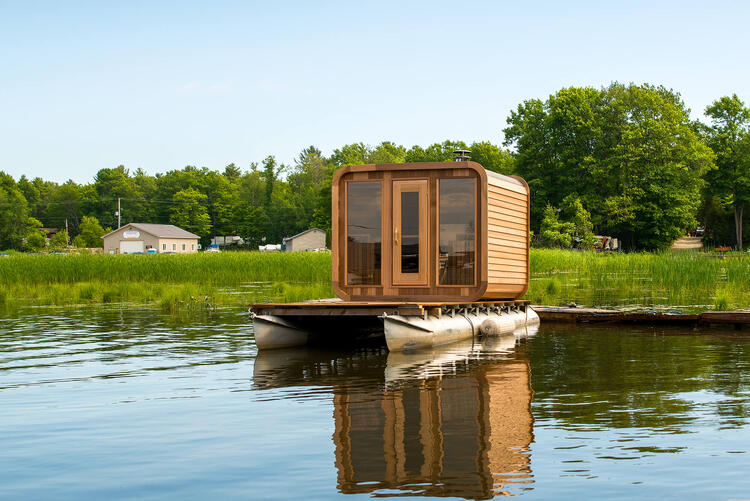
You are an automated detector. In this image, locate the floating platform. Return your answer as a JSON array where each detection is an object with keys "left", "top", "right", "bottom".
[
  {"left": 250, "top": 299, "right": 539, "bottom": 351},
  {"left": 535, "top": 306, "right": 750, "bottom": 327}
]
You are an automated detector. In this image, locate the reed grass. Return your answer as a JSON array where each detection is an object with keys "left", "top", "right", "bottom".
[
  {"left": 0, "top": 252, "right": 333, "bottom": 310},
  {"left": 527, "top": 249, "right": 750, "bottom": 312},
  {"left": 0, "top": 251, "right": 331, "bottom": 285},
  {"left": 1, "top": 249, "right": 747, "bottom": 312}
]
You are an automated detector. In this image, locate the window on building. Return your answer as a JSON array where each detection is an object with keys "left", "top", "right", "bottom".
[
  {"left": 182, "top": 243, "right": 186, "bottom": 251},
  {"left": 438, "top": 178, "right": 476, "bottom": 285},
  {"left": 162, "top": 243, "right": 166, "bottom": 251},
  {"left": 191, "top": 244, "right": 195, "bottom": 250},
  {"left": 346, "top": 181, "right": 382, "bottom": 285},
  {"left": 172, "top": 243, "right": 176, "bottom": 251}
]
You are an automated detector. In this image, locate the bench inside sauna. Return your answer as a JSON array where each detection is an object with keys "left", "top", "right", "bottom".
[{"left": 251, "top": 160, "right": 539, "bottom": 351}]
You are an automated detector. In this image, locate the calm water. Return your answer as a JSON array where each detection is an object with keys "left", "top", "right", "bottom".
[{"left": 2, "top": 308, "right": 750, "bottom": 499}]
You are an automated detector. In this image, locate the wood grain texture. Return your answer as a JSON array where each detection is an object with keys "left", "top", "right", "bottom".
[
  {"left": 332, "top": 161, "right": 528, "bottom": 302},
  {"left": 484, "top": 173, "right": 530, "bottom": 300}
]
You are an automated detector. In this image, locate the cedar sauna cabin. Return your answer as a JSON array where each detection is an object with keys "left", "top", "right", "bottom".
[
  {"left": 332, "top": 160, "right": 529, "bottom": 302},
  {"left": 250, "top": 156, "right": 539, "bottom": 351}
]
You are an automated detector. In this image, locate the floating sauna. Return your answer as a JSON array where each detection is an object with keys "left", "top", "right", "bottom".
[
  {"left": 332, "top": 161, "right": 530, "bottom": 301},
  {"left": 251, "top": 159, "right": 538, "bottom": 351}
]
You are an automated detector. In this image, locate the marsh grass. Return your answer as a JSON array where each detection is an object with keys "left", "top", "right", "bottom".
[
  {"left": 0, "top": 251, "right": 331, "bottom": 285},
  {"left": 0, "top": 252, "right": 332, "bottom": 310},
  {"left": 1, "top": 249, "right": 747, "bottom": 312},
  {"left": 527, "top": 249, "right": 750, "bottom": 312}
]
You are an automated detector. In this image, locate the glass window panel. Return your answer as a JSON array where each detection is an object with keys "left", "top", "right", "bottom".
[
  {"left": 439, "top": 178, "right": 475, "bottom": 285},
  {"left": 401, "top": 191, "right": 420, "bottom": 274},
  {"left": 347, "top": 182, "right": 382, "bottom": 285}
]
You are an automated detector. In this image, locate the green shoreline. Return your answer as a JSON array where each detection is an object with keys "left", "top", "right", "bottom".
[{"left": 0, "top": 250, "right": 748, "bottom": 313}]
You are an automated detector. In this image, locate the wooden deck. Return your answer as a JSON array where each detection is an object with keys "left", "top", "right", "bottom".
[
  {"left": 250, "top": 299, "right": 750, "bottom": 328},
  {"left": 250, "top": 298, "right": 530, "bottom": 318},
  {"left": 535, "top": 306, "right": 750, "bottom": 327}
]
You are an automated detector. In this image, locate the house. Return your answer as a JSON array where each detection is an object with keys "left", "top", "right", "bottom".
[
  {"left": 40, "top": 228, "right": 60, "bottom": 240},
  {"left": 282, "top": 228, "right": 326, "bottom": 252},
  {"left": 101, "top": 223, "right": 200, "bottom": 254}
]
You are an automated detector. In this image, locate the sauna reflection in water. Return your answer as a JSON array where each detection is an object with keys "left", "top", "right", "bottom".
[{"left": 253, "top": 329, "right": 537, "bottom": 499}]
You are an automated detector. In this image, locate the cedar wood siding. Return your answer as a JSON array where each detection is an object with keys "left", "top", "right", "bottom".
[
  {"left": 332, "top": 162, "right": 529, "bottom": 302},
  {"left": 484, "top": 172, "right": 530, "bottom": 299}
]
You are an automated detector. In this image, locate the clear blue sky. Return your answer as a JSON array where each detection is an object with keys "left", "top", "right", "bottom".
[{"left": 2, "top": 0, "right": 749, "bottom": 183}]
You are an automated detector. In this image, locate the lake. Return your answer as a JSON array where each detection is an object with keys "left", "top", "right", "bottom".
[{"left": 2, "top": 307, "right": 749, "bottom": 499}]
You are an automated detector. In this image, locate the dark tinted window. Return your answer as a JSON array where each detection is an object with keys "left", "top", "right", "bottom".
[
  {"left": 439, "top": 178, "right": 475, "bottom": 285},
  {"left": 347, "top": 182, "right": 382, "bottom": 285}
]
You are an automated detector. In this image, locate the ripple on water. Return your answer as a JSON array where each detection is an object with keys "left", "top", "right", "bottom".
[{"left": 2, "top": 309, "right": 750, "bottom": 499}]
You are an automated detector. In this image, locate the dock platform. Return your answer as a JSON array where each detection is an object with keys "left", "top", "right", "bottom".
[
  {"left": 249, "top": 300, "right": 750, "bottom": 351},
  {"left": 251, "top": 298, "right": 531, "bottom": 318},
  {"left": 535, "top": 306, "right": 750, "bottom": 327},
  {"left": 250, "top": 299, "right": 536, "bottom": 351}
]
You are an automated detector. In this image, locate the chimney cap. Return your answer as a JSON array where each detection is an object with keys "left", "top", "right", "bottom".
[{"left": 453, "top": 149, "right": 471, "bottom": 162}]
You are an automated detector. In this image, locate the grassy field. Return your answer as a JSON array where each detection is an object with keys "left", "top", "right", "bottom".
[{"left": 0, "top": 249, "right": 747, "bottom": 313}]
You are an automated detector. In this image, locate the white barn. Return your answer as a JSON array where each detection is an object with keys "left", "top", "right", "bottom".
[{"left": 282, "top": 228, "right": 326, "bottom": 252}]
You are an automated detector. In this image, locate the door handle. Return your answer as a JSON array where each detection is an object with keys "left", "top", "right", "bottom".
[{"left": 394, "top": 228, "right": 399, "bottom": 246}]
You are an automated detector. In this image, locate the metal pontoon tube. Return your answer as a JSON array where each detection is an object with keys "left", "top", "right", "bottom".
[
  {"left": 384, "top": 306, "right": 539, "bottom": 352},
  {"left": 251, "top": 314, "right": 309, "bottom": 350}
]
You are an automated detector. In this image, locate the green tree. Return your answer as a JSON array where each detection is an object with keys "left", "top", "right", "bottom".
[
  {"left": 43, "top": 181, "right": 94, "bottom": 234},
  {"left": 703, "top": 94, "right": 750, "bottom": 250},
  {"left": 73, "top": 215, "right": 106, "bottom": 248},
  {"left": 564, "top": 196, "right": 596, "bottom": 249},
  {"left": 405, "top": 140, "right": 468, "bottom": 162},
  {"left": 287, "top": 146, "right": 332, "bottom": 234},
  {"left": 155, "top": 166, "right": 210, "bottom": 225},
  {"left": 539, "top": 204, "right": 574, "bottom": 248},
  {"left": 93, "top": 166, "right": 136, "bottom": 228},
  {"left": 504, "top": 83, "right": 714, "bottom": 250},
  {"left": 330, "top": 143, "right": 370, "bottom": 166},
  {"left": 368, "top": 141, "right": 406, "bottom": 164},
  {"left": 223, "top": 163, "right": 242, "bottom": 180},
  {"left": 169, "top": 188, "right": 211, "bottom": 238},
  {"left": 49, "top": 229, "right": 69, "bottom": 249},
  {"left": 469, "top": 141, "right": 515, "bottom": 174},
  {"left": 23, "top": 221, "right": 46, "bottom": 252},
  {"left": 260, "top": 156, "right": 285, "bottom": 208},
  {"left": 0, "top": 172, "right": 33, "bottom": 250}
]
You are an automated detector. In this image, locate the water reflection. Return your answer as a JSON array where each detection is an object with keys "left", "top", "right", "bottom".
[{"left": 255, "top": 327, "right": 538, "bottom": 499}]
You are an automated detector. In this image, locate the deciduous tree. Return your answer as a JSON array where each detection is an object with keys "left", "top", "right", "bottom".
[{"left": 703, "top": 94, "right": 750, "bottom": 250}]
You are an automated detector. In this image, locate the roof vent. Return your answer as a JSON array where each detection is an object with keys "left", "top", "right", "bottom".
[{"left": 453, "top": 149, "right": 471, "bottom": 162}]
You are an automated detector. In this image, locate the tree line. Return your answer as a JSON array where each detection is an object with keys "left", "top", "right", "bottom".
[{"left": 0, "top": 82, "right": 748, "bottom": 252}]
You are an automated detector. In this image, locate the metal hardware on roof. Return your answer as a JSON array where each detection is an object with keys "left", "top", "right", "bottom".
[{"left": 453, "top": 149, "right": 471, "bottom": 162}]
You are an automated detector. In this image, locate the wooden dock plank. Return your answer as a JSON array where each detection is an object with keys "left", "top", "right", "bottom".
[
  {"left": 534, "top": 306, "right": 750, "bottom": 325},
  {"left": 251, "top": 299, "right": 531, "bottom": 317}
]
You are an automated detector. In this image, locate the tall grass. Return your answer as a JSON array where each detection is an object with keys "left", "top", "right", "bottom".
[
  {"left": 0, "top": 252, "right": 332, "bottom": 310},
  {"left": 527, "top": 249, "right": 750, "bottom": 311},
  {"left": 0, "top": 251, "right": 331, "bottom": 285},
  {"left": 1, "top": 249, "right": 747, "bottom": 312}
]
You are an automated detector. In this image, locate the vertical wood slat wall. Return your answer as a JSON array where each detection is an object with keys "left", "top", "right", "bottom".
[{"left": 332, "top": 162, "right": 529, "bottom": 302}]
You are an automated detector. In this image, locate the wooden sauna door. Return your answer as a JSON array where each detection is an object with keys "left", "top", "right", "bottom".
[{"left": 392, "top": 180, "right": 429, "bottom": 286}]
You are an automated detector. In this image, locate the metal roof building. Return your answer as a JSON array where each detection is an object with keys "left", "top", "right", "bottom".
[
  {"left": 101, "top": 223, "right": 200, "bottom": 254},
  {"left": 282, "top": 228, "right": 326, "bottom": 252}
]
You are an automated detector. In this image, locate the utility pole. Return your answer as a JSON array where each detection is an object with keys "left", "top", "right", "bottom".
[{"left": 117, "top": 198, "right": 121, "bottom": 229}]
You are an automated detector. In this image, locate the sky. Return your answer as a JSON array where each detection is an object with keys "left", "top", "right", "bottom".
[{"left": 1, "top": 0, "right": 749, "bottom": 183}]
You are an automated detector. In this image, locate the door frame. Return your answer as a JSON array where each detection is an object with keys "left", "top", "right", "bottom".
[{"left": 392, "top": 179, "right": 429, "bottom": 286}]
